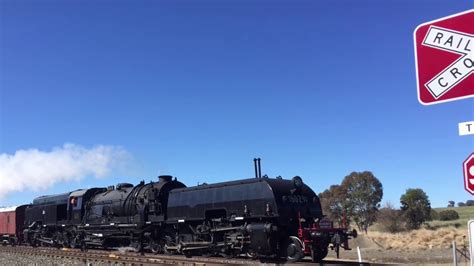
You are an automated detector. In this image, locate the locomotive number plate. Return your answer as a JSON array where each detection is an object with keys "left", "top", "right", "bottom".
[
  {"left": 282, "top": 195, "right": 308, "bottom": 204},
  {"left": 319, "top": 219, "right": 333, "bottom": 229}
]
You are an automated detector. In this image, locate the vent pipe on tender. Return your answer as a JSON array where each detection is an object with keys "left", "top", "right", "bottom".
[
  {"left": 254, "top": 158, "right": 258, "bottom": 178},
  {"left": 253, "top": 158, "right": 262, "bottom": 178},
  {"left": 257, "top": 158, "right": 262, "bottom": 178}
]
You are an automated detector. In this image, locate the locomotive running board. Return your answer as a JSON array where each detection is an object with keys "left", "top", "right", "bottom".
[
  {"left": 84, "top": 241, "right": 105, "bottom": 246},
  {"left": 182, "top": 243, "right": 232, "bottom": 251},
  {"left": 180, "top": 241, "right": 213, "bottom": 246},
  {"left": 78, "top": 223, "right": 137, "bottom": 229},
  {"left": 210, "top": 226, "right": 244, "bottom": 232},
  {"left": 165, "top": 241, "right": 231, "bottom": 251},
  {"left": 37, "top": 238, "right": 54, "bottom": 245}
]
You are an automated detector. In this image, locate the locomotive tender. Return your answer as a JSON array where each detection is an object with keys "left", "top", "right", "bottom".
[{"left": 15, "top": 159, "right": 356, "bottom": 262}]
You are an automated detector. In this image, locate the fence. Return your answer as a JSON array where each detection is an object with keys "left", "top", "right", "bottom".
[{"left": 453, "top": 236, "right": 470, "bottom": 266}]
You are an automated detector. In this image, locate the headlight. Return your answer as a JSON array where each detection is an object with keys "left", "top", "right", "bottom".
[{"left": 292, "top": 176, "right": 303, "bottom": 189}]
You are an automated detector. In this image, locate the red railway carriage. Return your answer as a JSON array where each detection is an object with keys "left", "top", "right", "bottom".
[
  {"left": 0, "top": 206, "right": 17, "bottom": 245},
  {"left": 0, "top": 205, "right": 27, "bottom": 245}
]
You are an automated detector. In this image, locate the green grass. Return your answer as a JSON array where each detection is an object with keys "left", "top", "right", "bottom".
[{"left": 429, "top": 206, "right": 474, "bottom": 229}]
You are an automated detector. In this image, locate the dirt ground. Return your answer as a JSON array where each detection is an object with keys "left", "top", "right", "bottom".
[
  {"left": 328, "top": 247, "right": 460, "bottom": 265},
  {"left": 325, "top": 228, "right": 470, "bottom": 265}
]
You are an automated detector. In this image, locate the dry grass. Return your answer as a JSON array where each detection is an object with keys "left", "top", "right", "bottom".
[{"left": 365, "top": 227, "right": 468, "bottom": 250}]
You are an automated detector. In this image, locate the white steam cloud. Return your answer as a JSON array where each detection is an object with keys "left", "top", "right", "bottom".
[{"left": 0, "top": 143, "right": 130, "bottom": 198}]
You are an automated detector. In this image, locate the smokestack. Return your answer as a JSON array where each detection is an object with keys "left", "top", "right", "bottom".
[{"left": 158, "top": 175, "right": 172, "bottom": 183}]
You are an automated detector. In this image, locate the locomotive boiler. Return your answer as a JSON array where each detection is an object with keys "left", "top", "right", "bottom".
[{"left": 76, "top": 175, "right": 186, "bottom": 251}]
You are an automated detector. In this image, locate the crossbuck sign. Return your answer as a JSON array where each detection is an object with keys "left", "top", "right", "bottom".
[{"left": 414, "top": 10, "right": 473, "bottom": 105}]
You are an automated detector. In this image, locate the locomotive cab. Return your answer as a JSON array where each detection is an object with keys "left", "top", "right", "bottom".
[
  {"left": 67, "top": 188, "right": 106, "bottom": 224},
  {"left": 23, "top": 192, "right": 74, "bottom": 247}
]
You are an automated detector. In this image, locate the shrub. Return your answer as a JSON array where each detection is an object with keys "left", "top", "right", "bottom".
[
  {"left": 458, "top": 202, "right": 466, "bottom": 207},
  {"left": 466, "top": 200, "right": 474, "bottom": 206},
  {"left": 377, "top": 203, "right": 405, "bottom": 233},
  {"left": 438, "top": 210, "right": 459, "bottom": 221},
  {"left": 430, "top": 209, "right": 439, "bottom": 220}
]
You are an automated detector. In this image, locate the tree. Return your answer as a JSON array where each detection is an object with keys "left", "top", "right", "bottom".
[
  {"left": 319, "top": 185, "right": 351, "bottom": 226},
  {"left": 340, "top": 171, "right": 383, "bottom": 234},
  {"left": 466, "top": 200, "right": 474, "bottom": 206},
  {"left": 458, "top": 202, "right": 466, "bottom": 207},
  {"left": 400, "top": 188, "right": 431, "bottom": 230},
  {"left": 448, "top": 201, "right": 455, "bottom": 207},
  {"left": 377, "top": 202, "right": 404, "bottom": 233}
]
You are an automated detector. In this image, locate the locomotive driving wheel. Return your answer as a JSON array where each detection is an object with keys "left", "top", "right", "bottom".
[
  {"left": 220, "top": 247, "right": 239, "bottom": 259},
  {"left": 182, "top": 250, "right": 193, "bottom": 258},
  {"left": 10, "top": 237, "right": 17, "bottom": 247},
  {"left": 53, "top": 232, "right": 66, "bottom": 248},
  {"left": 246, "top": 250, "right": 257, "bottom": 259},
  {"left": 286, "top": 237, "right": 304, "bottom": 262},
  {"left": 131, "top": 241, "right": 143, "bottom": 253},
  {"left": 202, "top": 249, "right": 216, "bottom": 258},
  {"left": 148, "top": 239, "right": 164, "bottom": 254},
  {"left": 69, "top": 235, "right": 79, "bottom": 249},
  {"left": 30, "top": 234, "right": 40, "bottom": 248}
]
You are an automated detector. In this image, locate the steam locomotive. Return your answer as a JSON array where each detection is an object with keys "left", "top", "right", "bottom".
[{"left": 4, "top": 159, "right": 356, "bottom": 262}]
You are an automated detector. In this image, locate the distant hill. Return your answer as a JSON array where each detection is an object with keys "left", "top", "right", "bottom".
[{"left": 431, "top": 206, "right": 474, "bottom": 229}]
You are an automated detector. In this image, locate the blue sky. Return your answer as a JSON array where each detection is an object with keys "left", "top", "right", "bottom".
[{"left": 0, "top": 0, "right": 473, "bottom": 208}]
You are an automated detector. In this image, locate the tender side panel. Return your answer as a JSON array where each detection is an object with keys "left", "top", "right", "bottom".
[{"left": 167, "top": 179, "right": 277, "bottom": 222}]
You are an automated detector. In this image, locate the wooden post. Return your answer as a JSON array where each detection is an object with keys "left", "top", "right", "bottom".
[
  {"left": 453, "top": 240, "right": 457, "bottom": 266},
  {"left": 357, "top": 246, "right": 362, "bottom": 263}
]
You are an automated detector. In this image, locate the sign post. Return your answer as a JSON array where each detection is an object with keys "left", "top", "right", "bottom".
[
  {"left": 414, "top": 9, "right": 473, "bottom": 105},
  {"left": 468, "top": 220, "right": 474, "bottom": 266}
]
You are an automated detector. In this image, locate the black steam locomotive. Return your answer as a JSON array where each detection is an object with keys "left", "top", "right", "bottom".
[{"left": 21, "top": 159, "right": 356, "bottom": 262}]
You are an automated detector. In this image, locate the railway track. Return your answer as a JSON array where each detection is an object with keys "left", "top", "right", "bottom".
[{"left": 0, "top": 245, "right": 389, "bottom": 265}]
